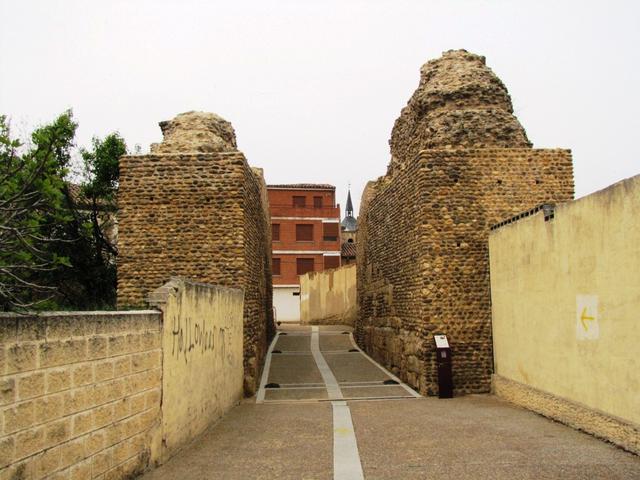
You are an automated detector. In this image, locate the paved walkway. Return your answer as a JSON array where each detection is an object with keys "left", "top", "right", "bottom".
[{"left": 142, "top": 325, "right": 640, "bottom": 479}]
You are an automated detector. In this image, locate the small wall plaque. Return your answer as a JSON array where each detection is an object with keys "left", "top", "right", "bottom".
[{"left": 434, "top": 334, "right": 449, "bottom": 349}]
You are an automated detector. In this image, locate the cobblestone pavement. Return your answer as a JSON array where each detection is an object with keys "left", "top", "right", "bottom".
[{"left": 142, "top": 325, "right": 640, "bottom": 479}]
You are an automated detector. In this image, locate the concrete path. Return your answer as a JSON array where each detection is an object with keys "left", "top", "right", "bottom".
[
  {"left": 256, "top": 325, "right": 419, "bottom": 403},
  {"left": 142, "top": 325, "right": 640, "bottom": 479}
]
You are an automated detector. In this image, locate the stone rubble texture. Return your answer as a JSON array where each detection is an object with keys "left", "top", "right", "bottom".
[
  {"left": 356, "top": 50, "right": 574, "bottom": 396},
  {"left": 150, "top": 111, "right": 238, "bottom": 154},
  {"left": 388, "top": 50, "right": 531, "bottom": 176},
  {"left": 492, "top": 375, "right": 640, "bottom": 456},
  {"left": 118, "top": 112, "right": 274, "bottom": 395}
]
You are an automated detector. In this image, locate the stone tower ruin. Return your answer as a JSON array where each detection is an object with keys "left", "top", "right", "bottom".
[
  {"left": 117, "top": 111, "right": 274, "bottom": 394},
  {"left": 356, "top": 50, "right": 574, "bottom": 395}
]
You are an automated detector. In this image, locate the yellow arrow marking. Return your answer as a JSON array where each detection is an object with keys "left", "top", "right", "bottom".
[{"left": 580, "top": 307, "right": 595, "bottom": 331}]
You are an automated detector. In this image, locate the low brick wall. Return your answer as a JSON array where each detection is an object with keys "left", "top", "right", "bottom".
[
  {"left": 0, "top": 279, "right": 245, "bottom": 479},
  {"left": 0, "top": 311, "right": 162, "bottom": 479}
]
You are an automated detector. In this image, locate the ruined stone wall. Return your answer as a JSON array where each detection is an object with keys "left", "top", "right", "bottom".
[
  {"left": 357, "top": 149, "right": 574, "bottom": 395},
  {"left": 241, "top": 166, "right": 275, "bottom": 393},
  {"left": 357, "top": 50, "right": 575, "bottom": 395},
  {"left": 388, "top": 50, "right": 531, "bottom": 176},
  {"left": 356, "top": 160, "right": 427, "bottom": 390},
  {"left": 118, "top": 153, "right": 245, "bottom": 306},
  {"left": 118, "top": 151, "right": 274, "bottom": 394}
]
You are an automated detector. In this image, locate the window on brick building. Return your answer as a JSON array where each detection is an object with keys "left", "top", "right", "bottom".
[
  {"left": 296, "top": 258, "right": 315, "bottom": 275},
  {"left": 296, "top": 224, "right": 313, "bottom": 241},
  {"left": 273, "top": 258, "right": 281, "bottom": 276},
  {"left": 293, "top": 196, "right": 306, "bottom": 207},
  {"left": 313, "top": 196, "right": 323, "bottom": 208},
  {"left": 324, "top": 255, "right": 340, "bottom": 270},
  {"left": 323, "top": 222, "right": 339, "bottom": 241},
  {"left": 272, "top": 223, "right": 280, "bottom": 241}
]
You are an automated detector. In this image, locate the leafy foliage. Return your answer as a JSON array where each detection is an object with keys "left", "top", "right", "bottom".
[
  {"left": 0, "top": 112, "right": 127, "bottom": 310},
  {"left": 0, "top": 112, "right": 77, "bottom": 309},
  {"left": 82, "top": 133, "right": 125, "bottom": 202}
]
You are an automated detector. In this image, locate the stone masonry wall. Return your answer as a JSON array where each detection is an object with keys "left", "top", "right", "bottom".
[
  {"left": 117, "top": 153, "right": 245, "bottom": 306},
  {"left": 117, "top": 151, "right": 274, "bottom": 395},
  {"left": 241, "top": 166, "right": 275, "bottom": 393},
  {"left": 0, "top": 311, "right": 162, "bottom": 479},
  {"left": 388, "top": 50, "right": 531, "bottom": 176},
  {"left": 356, "top": 149, "right": 574, "bottom": 395},
  {"left": 356, "top": 159, "right": 426, "bottom": 391}
]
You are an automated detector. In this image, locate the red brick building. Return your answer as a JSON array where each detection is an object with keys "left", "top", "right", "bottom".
[{"left": 268, "top": 184, "right": 341, "bottom": 322}]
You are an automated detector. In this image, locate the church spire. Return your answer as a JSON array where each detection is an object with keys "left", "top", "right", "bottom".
[
  {"left": 345, "top": 189, "right": 354, "bottom": 217},
  {"left": 341, "top": 185, "right": 358, "bottom": 232}
]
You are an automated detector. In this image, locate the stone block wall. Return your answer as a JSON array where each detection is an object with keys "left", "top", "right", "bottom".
[
  {"left": 356, "top": 148, "right": 574, "bottom": 396},
  {"left": 117, "top": 152, "right": 274, "bottom": 394},
  {"left": 1, "top": 279, "right": 248, "bottom": 478},
  {"left": 0, "top": 311, "right": 162, "bottom": 479}
]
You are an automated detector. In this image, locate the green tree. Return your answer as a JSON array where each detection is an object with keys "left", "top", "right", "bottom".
[
  {"left": 40, "top": 133, "right": 127, "bottom": 309},
  {"left": 67, "top": 133, "right": 127, "bottom": 306},
  {"left": 0, "top": 111, "right": 127, "bottom": 311},
  {"left": 81, "top": 133, "right": 125, "bottom": 261},
  {"left": 0, "top": 111, "right": 77, "bottom": 309}
]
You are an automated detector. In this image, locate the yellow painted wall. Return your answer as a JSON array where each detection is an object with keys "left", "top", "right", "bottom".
[
  {"left": 300, "top": 264, "right": 357, "bottom": 325},
  {"left": 153, "top": 279, "right": 244, "bottom": 460},
  {"left": 490, "top": 174, "right": 640, "bottom": 424}
]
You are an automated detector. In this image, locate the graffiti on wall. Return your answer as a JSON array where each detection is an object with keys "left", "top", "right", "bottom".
[{"left": 171, "top": 313, "right": 232, "bottom": 363}]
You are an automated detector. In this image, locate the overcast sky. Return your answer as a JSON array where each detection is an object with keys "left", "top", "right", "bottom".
[{"left": 1, "top": 0, "right": 639, "bottom": 216}]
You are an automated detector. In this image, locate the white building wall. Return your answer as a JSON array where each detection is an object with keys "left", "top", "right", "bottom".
[{"left": 273, "top": 286, "right": 300, "bottom": 322}]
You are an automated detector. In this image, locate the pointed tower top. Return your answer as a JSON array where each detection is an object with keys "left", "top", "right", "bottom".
[
  {"left": 341, "top": 187, "right": 357, "bottom": 232},
  {"left": 345, "top": 189, "right": 354, "bottom": 217}
]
